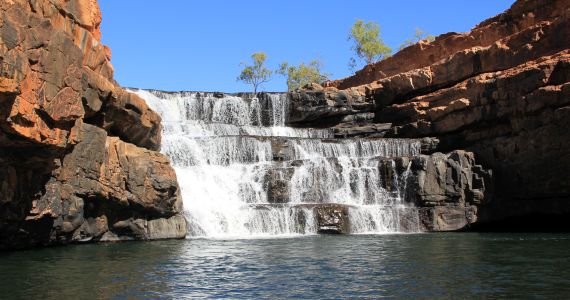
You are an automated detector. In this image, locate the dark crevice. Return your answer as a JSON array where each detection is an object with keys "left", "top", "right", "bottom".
[
  {"left": 0, "top": 148, "right": 59, "bottom": 250},
  {"left": 468, "top": 212, "right": 570, "bottom": 232},
  {"left": 432, "top": 116, "right": 513, "bottom": 152},
  {"left": 317, "top": 229, "right": 343, "bottom": 234},
  {"left": 34, "top": 108, "right": 75, "bottom": 130},
  {"left": 82, "top": 93, "right": 112, "bottom": 128},
  {"left": 124, "top": 103, "right": 142, "bottom": 115},
  {"left": 289, "top": 114, "right": 354, "bottom": 128}
]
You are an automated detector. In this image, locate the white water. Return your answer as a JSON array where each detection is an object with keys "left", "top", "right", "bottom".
[{"left": 134, "top": 89, "right": 421, "bottom": 238}]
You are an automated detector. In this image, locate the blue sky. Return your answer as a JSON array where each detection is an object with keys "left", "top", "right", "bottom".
[{"left": 99, "top": 1, "right": 514, "bottom": 92}]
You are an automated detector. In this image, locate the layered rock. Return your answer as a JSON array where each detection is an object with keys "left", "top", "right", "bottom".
[
  {"left": 0, "top": 0, "right": 185, "bottom": 249},
  {"left": 262, "top": 146, "right": 491, "bottom": 233},
  {"left": 288, "top": 83, "right": 393, "bottom": 139},
  {"left": 288, "top": 83, "right": 372, "bottom": 124},
  {"left": 411, "top": 151, "right": 492, "bottom": 231},
  {"left": 325, "top": 0, "right": 569, "bottom": 91},
  {"left": 298, "top": 0, "right": 570, "bottom": 228}
]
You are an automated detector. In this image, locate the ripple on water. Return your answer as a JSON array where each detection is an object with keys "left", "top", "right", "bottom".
[{"left": 1, "top": 233, "right": 570, "bottom": 299}]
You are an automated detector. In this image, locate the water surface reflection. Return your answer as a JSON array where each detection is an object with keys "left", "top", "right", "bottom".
[{"left": 1, "top": 234, "right": 570, "bottom": 298}]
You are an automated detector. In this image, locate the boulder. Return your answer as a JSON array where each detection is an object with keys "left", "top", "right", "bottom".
[
  {"left": 316, "top": 204, "right": 349, "bottom": 234},
  {"left": 419, "top": 206, "right": 478, "bottom": 231}
]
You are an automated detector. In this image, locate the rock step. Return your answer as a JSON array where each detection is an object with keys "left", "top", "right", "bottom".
[
  {"left": 266, "top": 156, "right": 414, "bottom": 205},
  {"left": 135, "top": 89, "right": 291, "bottom": 127},
  {"left": 243, "top": 203, "right": 420, "bottom": 234},
  {"left": 162, "top": 135, "right": 421, "bottom": 166},
  {"left": 174, "top": 155, "right": 415, "bottom": 213},
  {"left": 162, "top": 121, "right": 335, "bottom": 139},
  {"left": 183, "top": 149, "right": 492, "bottom": 235},
  {"left": 333, "top": 123, "right": 392, "bottom": 138}
]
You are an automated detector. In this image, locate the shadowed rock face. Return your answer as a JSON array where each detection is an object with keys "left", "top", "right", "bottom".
[
  {"left": 315, "top": 204, "right": 349, "bottom": 234},
  {"left": 0, "top": 0, "right": 185, "bottom": 249},
  {"left": 411, "top": 151, "right": 492, "bottom": 231},
  {"left": 292, "top": 0, "right": 570, "bottom": 229}
]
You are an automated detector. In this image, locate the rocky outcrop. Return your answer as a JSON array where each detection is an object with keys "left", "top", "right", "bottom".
[
  {"left": 0, "top": 0, "right": 185, "bottom": 249},
  {"left": 419, "top": 206, "right": 478, "bottom": 232},
  {"left": 288, "top": 83, "right": 372, "bottom": 125},
  {"left": 287, "top": 83, "right": 393, "bottom": 138},
  {"left": 410, "top": 151, "right": 492, "bottom": 208},
  {"left": 300, "top": 0, "right": 570, "bottom": 228},
  {"left": 411, "top": 151, "right": 492, "bottom": 231},
  {"left": 325, "top": 0, "right": 570, "bottom": 91}
]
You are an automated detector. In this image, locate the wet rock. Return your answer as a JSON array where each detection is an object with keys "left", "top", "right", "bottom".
[
  {"left": 419, "top": 137, "right": 439, "bottom": 154},
  {"left": 109, "top": 215, "right": 187, "bottom": 241},
  {"left": 316, "top": 204, "right": 349, "bottom": 234},
  {"left": 0, "top": 122, "right": 185, "bottom": 249},
  {"left": 146, "top": 214, "right": 187, "bottom": 240},
  {"left": 267, "top": 168, "right": 294, "bottom": 204},
  {"left": 419, "top": 206, "right": 478, "bottom": 231}
]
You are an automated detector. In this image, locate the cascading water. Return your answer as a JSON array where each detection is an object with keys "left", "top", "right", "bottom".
[{"left": 134, "top": 89, "right": 422, "bottom": 238}]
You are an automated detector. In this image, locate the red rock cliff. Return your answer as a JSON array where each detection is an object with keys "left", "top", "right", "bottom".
[
  {"left": 0, "top": 0, "right": 186, "bottom": 249},
  {"left": 315, "top": 0, "right": 570, "bottom": 227}
]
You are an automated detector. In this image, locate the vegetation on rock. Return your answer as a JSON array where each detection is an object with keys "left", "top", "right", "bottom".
[
  {"left": 237, "top": 52, "right": 273, "bottom": 94},
  {"left": 398, "top": 28, "right": 435, "bottom": 50},
  {"left": 278, "top": 59, "right": 330, "bottom": 91},
  {"left": 348, "top": 19, "right": 392, "bottom": 72}
]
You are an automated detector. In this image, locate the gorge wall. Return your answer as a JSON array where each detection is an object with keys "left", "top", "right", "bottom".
[
  {"left": 0, "top": 0, "right": 186, "bottom": 249},
  {"left": 295, "top": 0, "right": 570, "bottom": 229},
  {"left": 1, "top": 0, "right": 567, "bottom": 249}
]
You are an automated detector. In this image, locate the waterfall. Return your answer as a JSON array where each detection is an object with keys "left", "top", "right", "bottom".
[{"left": 134, "top": 89, "right": 421, "bottom": 238}]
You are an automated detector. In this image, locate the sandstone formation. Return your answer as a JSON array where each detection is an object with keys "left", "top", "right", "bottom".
[
  {"left": 412, "top": 151, "right": 492, "bottom": 231},
  {"left": 326, "top": 0, "right": 569, "bottom": 91},
  {"left": 0, "top": 0, "right": 185, "bottom": 249},
  {"left": 2, "top": 0, "right": 566, "bottom": 246},
  {"left": 292, "top": 0, "right": 569, "bottom": 230}
]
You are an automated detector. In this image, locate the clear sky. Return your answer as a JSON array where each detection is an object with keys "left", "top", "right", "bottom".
[{"left": 99, "top": 0, "right": 514, "bottom": 93}]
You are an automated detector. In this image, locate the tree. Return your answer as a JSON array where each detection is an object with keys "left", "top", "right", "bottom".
[
  {"left": 237, "top": 52, "right": 272, "bottom": 94},
  {"left": 348, "top": 19, "right": 392, "bottom": 71},
  {"left": 398, "top": 28, "right": 436, "bottom": 51},
  {"left": 277, "top": 59, "right": 330, "bottom": 91}
]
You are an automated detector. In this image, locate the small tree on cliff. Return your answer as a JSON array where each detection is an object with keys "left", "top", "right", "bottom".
[
  {"left": 398, "top": 27, "right": 436, "bottom": 51},
  {"left": 348, "top": 19, "right": 392, "bottom": 72},
  {"left": 277, "top": 59, "right": 330, "bottom": 91},
  {"left": 237, "top": 52, "right": 272, "bottom": 94}
]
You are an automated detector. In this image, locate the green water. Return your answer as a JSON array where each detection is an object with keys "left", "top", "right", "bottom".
[{"left": 1, "top": 233, "right": 569, "bottom": 299}]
